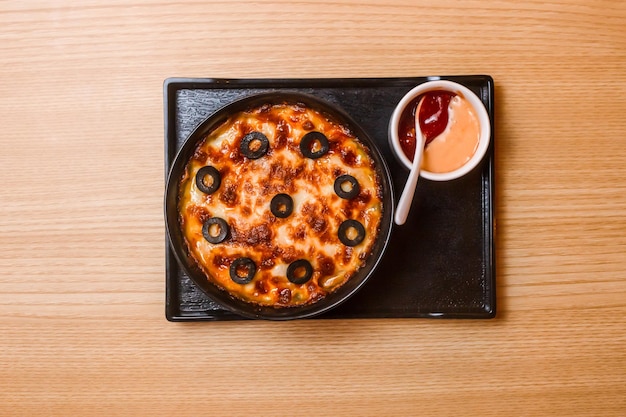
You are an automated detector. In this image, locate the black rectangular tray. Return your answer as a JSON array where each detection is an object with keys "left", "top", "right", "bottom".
[{"left": 164, "top": 76, "right": 496, "bottom": 321}]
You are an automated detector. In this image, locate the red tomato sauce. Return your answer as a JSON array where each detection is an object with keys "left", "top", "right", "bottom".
[{"left": 398, "top": 91, "right": 455, "bottom": 161}]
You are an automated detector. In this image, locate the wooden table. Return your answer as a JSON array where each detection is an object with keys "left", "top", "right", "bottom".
[{"left": 1, "top": 1, "right": 625, "bottom": 415}]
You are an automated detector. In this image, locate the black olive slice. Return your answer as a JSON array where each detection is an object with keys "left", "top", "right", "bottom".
[
  {"left": 286, "top": 259, "right": 314, "bottom": 285},
  {"left": 202, "top": 217, "right": 229, "bottom": 244},
  {"left": 195, "top": 166, "right": 221, "bottom": 194},
  {"left": 229, "top": 257, "right": 256, "bottom": 284},
  {"left": 240, "top": 131, "right": 269, "bottom": 159},
  {"left": 270, "top": 193, "right": 294, "bottom": 218},
  {"left": 334, "top": 174, "right": 360, "bottom": 199},
  {"left": 299, "top": 131, "right": 329, "bottom": 159},
  {"left": 338, "top": 219, "right": 366, "bottom": 247}
]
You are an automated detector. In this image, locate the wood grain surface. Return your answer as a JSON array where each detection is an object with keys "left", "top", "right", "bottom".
[{"left": 1, "top": 1, "right": 625, "bottom": 416}]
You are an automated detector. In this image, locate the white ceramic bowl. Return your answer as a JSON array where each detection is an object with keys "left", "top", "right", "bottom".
[{"left": 388, "top": 80, "right": 491, "bottom": 181}]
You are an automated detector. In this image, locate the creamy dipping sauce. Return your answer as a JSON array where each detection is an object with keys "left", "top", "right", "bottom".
[
  {"left": 398, "top": 91, "right": 480, "bottom": 173},
  {"left": 422, "top": 94, "right": 480, "bottom": 173}
]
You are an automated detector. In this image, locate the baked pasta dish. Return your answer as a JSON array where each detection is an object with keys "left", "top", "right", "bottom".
[{"left": 177, "top": 100, "right": 384, "bottom": 307}]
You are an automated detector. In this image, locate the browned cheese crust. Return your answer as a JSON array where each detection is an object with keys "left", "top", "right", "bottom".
[{"left": 178, "top": 101, "right": 383, "bottom": 307}]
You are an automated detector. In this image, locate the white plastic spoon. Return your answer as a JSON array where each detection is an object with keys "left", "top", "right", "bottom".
[{"left": 394, "top": 98, "right": 425, "bottom": 226}]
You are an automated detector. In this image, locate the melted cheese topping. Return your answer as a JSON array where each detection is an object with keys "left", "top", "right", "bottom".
[{"left": 178, "top": 102, "right": 383, "bottom": 307}]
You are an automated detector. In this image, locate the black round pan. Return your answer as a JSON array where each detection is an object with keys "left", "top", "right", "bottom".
[{"left": 164, "top": 91, "right": 394, "bottom": 320}]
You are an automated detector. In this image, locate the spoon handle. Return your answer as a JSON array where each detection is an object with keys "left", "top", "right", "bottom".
[
  {"left": 394, "top": 138, "right": 423, "bottom": 225},
  {"left": 394, "top": 106, "right": 425, "bottom": 226}
]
